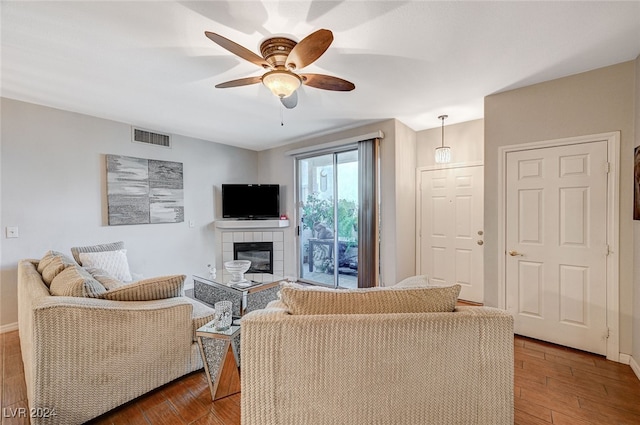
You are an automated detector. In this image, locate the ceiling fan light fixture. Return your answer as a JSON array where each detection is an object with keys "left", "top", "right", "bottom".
[
  {"left": 435, "top": 114, "right": 451, "bottom": 164},
  {"left": 262, "top": 70, "right": 301, "bottom": 98}
]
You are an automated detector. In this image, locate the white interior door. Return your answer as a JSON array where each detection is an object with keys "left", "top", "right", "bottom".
[
  {"left": 505, "top": 141, "right": 608, "bottom": 355},
  {"left": 418, "top": 165, "right": 484, "bottom": 303}
]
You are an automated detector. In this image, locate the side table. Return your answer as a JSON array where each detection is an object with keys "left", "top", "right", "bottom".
[
  {"left": 193, "top": 275, "right": 280, "bottom": 317},
  {"left": 196, "top": 323, "right": 241, "bottom": 401}
]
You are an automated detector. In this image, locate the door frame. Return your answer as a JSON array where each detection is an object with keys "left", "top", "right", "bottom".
[
  {"left": 293, "top": 146, "right": 362, "bottom": 288},
  {"left": 497, "top": 132, "right": 620, "bottom": 361},
  {"left": 415, "top": 160, "right": 484, "bottom": 276}
]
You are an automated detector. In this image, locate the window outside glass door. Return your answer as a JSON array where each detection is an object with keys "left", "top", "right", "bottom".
[{"left": 298, "top": 150, "right": 358, "bottom": 288}]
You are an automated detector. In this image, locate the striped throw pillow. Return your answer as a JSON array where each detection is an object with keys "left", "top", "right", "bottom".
[
  {"left": 71, "top": 241, "right": 125, "bottom": 265},
  {"left": 38, "top": 251, "right": 77, "bottom": 286},
  {"left": 84, "top": 267, "right": 125, "bottom": 290},
  {"left": 49, "top": 265, "right": 107, "bottom": 298},
  {"left": 99, "top": 275, "right": 185, "bottom": 301}
]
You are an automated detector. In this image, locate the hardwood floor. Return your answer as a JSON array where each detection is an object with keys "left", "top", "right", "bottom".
[
  {"left": 513, "top": 337, "right": 640, "bottom": 425},
  {"left": 2, "top": 330, "right": 639, "bottom": 424}
]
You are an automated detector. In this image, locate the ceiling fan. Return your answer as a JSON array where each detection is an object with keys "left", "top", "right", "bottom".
[{"left": 204, "top": 29, "right": 355, "bottom": 109}]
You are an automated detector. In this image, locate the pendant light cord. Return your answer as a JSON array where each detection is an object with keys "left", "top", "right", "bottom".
[{"left": 438, "top": 114, "right": 447, "bottom": 147}]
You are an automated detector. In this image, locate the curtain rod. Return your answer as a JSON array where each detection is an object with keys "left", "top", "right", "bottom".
[{"left": 285, "top": 131, "right": 384, "bottom": 156}]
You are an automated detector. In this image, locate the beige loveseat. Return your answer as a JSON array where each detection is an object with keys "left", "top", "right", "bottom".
[
  {"left": 240, "top": 283, "right": 514, "bottom": 425},
  {"left": 17, "top": 258, "right": 214, "bottom": 425}
]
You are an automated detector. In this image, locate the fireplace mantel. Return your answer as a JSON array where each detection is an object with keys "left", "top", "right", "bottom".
[{"left": 214, "top": 219, "right": 289, "bottom": 230}]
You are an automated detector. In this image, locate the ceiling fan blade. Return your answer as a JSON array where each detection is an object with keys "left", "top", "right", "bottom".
[
  {"left": 215, "top": 76, "right": 263, "bottom": 88},
  {"left": 280, "top": 91, "right": 298, "bottom": 109},
  {"left": 205, "top": 31, "right": 272, "bottom": 69},
  {"left": 300, "top": 73, "right": 355, "bottom": 91},
  {"left": 286, "top": 29, "right": 333, "bottom": 70}
]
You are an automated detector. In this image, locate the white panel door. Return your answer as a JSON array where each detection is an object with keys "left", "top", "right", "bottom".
[
  {"left": 505, "top": 141, "right": 608, "bottom": 355},
  {"left": 419, "top": 166, "right": 484, "bottom": 303}
]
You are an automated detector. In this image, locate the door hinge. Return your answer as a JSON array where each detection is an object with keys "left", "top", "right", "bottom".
[
  {"left": 604, "top": 244, "right": 612, "bottom": 256},
  {"left": 605, "top": 328, "right": 610, "bottom": 339},
  {"left": 604, "top": 162, "right": 611, "bottom": 174}
]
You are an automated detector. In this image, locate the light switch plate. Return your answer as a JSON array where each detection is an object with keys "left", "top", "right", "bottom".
[{"left": 6, "top": 226, "right": 19, "bottom": 238}]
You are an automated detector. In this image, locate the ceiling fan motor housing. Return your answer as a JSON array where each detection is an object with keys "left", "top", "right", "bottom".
[{"left": 260, "top": 37, "right": 297, "bottom": 69}]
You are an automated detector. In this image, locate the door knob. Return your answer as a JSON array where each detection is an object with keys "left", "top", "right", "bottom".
[
  {"left": 509, "top": 250, "right": 523, "bottom": 257},
  {"left": 477, "top": 240, "right": 484, "bottom": 245}
]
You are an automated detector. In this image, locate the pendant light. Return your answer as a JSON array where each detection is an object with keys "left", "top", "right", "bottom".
[{"left": 434, "top": 114, "right": 451, "bottom": 164}]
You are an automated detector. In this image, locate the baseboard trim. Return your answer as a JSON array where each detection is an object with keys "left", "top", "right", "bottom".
[
  {"left": 630, "top": 356, "right": 640, "bottom": 382},
  {"left": 0, "top": 322, "right": 18, "bottom": 334},
  {"left": 619, "top": 353, "right": 631, "bottom": 365}
]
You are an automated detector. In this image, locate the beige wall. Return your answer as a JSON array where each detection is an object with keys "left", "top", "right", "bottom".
[
  {"left": 0, "top": 98, "right": 258, "bottom": 328},
  {"left": 378, "top": 121, "right": 398, "bottom": 285},
  {"left": 485, "top": 61, "right": 636, "bottom": 354},
  {"left": 393, "top": 120, "right": 417, "bottom": 281},
  {"left": 258, "top": 119, "right": 418, "bottom": 287},
  {"left": 416, "top": 119, "right": 484, "bottom": 167}
]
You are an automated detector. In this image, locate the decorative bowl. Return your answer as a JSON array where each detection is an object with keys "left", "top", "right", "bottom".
[{"left": 224, "top": 260, "right": 251, "bottom": 284}]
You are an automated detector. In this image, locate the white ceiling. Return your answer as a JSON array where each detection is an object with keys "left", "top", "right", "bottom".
[{"left": 2, "top": 1, "right": 640, "bottom": 151}]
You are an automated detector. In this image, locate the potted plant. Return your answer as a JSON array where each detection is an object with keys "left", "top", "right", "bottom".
[
  {"left": 301, "top": 193, "right": 357, "bottom": 239},
  {"left": 301, "top": 192, "right": 333, "bottom": 237}
]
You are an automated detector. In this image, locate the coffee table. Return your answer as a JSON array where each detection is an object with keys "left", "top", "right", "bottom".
[
  {"left": 196, "top": 322, "right": 241, "bottom": 401},
  {"left": 193, "top": 275, "right": 280, "bottom": 317}
]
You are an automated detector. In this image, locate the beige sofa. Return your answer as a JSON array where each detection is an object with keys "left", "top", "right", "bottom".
[
  {"left": 240, "top": 285, "right": 514, "bottom": 425},
  {"left": 17, "top": 259, "right": 214, "bottom": 425}
]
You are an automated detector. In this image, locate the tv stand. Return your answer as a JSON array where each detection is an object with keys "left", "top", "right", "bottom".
[{"left": 214, "top": 219, "right": 289, "bottom": 229}]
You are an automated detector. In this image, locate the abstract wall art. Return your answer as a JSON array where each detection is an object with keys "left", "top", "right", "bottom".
[{"left": 106, "top": 154, "right": 184, "bottom": 225}]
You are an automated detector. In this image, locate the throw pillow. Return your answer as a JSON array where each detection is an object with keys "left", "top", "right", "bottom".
[
  {"left": 99, "top": 274, "right": 185, "bottom": 301},
  {"left": 38, "top": 250, "right": 77, "bottom": 286},
  {"left": 49, "top": 265, "right": 107, "bottom": 298},
  {"left": 280, "top": 284, "right": 461, "bottom": 315},
  {"left": 395, "top": 274, "right": 432, "bottom": 288},
  {"left": 79, "top": 249, "right": 132, "bottom": 282},
  {"left": 70, "top": 241, "right": 125, "bottom": 265},
  {"left": 37, "top": 250, "right": 62, "bottom": 273},
  {"left": 84, "top": 267, "right": 125, "bottom": 290},
  {"left": 278, "top": 281, "right": 331, "bottom": 292}
]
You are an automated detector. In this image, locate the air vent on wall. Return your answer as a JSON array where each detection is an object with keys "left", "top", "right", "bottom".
[{"left": 131, "top": 127, "right": 171, "bottom": 148}]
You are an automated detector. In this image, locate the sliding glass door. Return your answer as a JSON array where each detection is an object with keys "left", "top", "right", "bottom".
[{"left": 298, "top": 150, "right": 359, "bottom": 288}]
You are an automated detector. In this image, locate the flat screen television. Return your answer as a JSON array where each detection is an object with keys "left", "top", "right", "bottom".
[{"left": 222, "top": 184, "right": 280, "bottom": 219}]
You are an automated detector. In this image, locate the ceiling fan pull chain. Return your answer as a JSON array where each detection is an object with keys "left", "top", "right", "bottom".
[{"left": 280, "top": 103, "right": 284, "bottom": 126}]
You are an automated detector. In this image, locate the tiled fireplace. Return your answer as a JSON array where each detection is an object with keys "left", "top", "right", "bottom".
[{"left": 220, "top": 231, "right": 284, "bottom": 283}]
